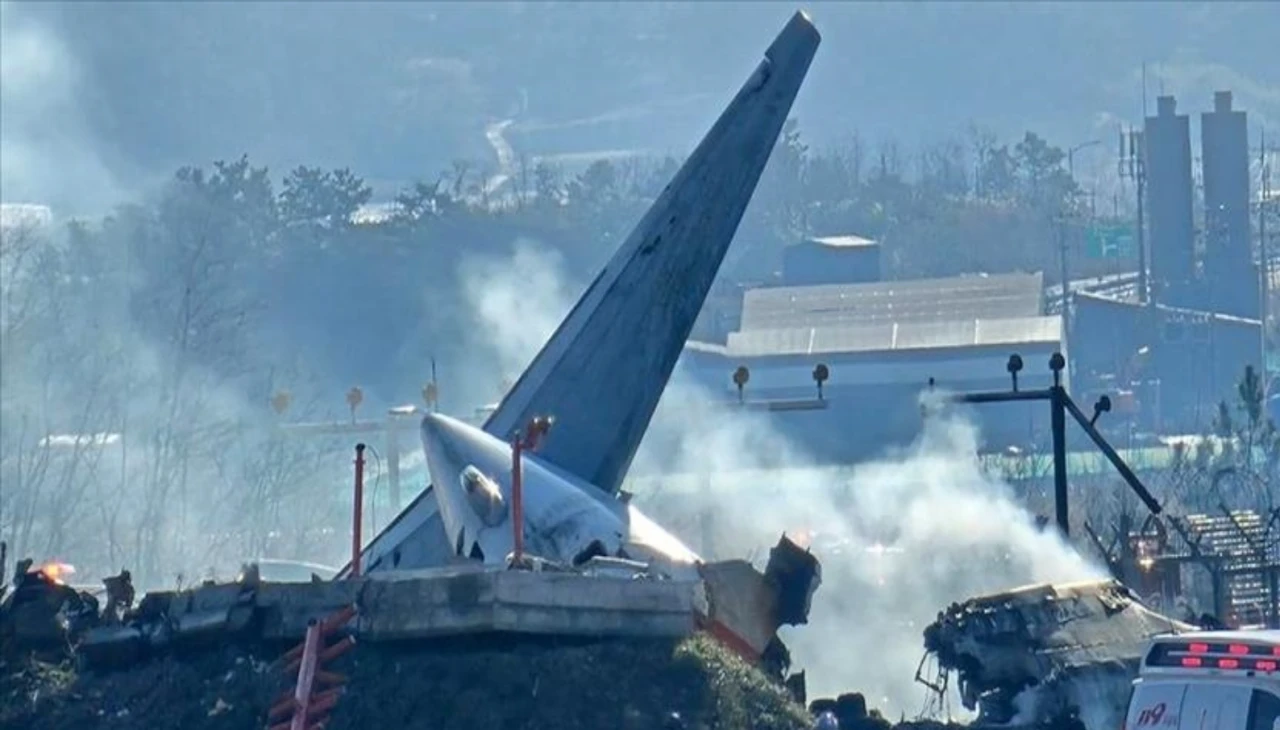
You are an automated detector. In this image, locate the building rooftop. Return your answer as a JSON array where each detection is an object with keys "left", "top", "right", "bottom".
[
  {"left": 740, "top": 271, "right": 1044, "bottom": 331},
  {"left": 711, "top": 315, "right": 1062, "bottom": 358},
  {"left": 0, "top": 203, "right": 53, "bottom": 231},
  {"left": 1074, "top": 289, "right": 1261, "bottom": 326},
  {"left": 804, "top": 234, "right": 877, "bottom": 248}
]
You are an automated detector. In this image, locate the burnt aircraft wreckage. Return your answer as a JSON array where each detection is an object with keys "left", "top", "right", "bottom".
[
  {"left": 52, "top": 11, "right": 824, "bottom": 673},
  {"left": 913, "top": 367, "right": 1204, "bottom": 729},
  {"left": 921, "top": 578, "right": 1196, "bottom": 728},
  {"left": 342, "top": 8, "right": 825, "bottom": 660}
]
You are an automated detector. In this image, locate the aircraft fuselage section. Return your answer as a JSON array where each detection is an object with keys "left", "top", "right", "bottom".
[{"left": 421, "top": 412, "right": 698, "bottom": 570}]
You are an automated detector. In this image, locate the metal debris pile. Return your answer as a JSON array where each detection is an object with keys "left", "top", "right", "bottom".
[
  {"left": 919, "top": 578, "right": 1196, "bottom": 728},
  {"left": 0, "top": 560, "right": 136, "bottom": 659}
]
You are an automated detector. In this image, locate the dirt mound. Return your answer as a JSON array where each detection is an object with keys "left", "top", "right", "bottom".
[
  {"left": 3, "top": 645, "right": 276, "bottom": 730},
  {"left": 2, "top": 634, "right": 814, "bottom": 730}
]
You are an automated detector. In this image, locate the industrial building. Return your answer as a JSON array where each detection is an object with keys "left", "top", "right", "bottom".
[
  {"left": 1156, "top": 89, "right": 1261, "bottom": 320},
  {"left": 780, "top": 234, "right": 881, "bottom": 287},
  {"left": 1064, "top": 89, "right": 1265, "bottom": 434},
  {"left": 1131, "top": 89, "right": 1260, "bottom": 319},
  {"left": 1071, "top": 290, "right": 1260, "bottom": 430},
  {"left": 681, "top": 89, "right": 1268, "bottom": 459},
  {"left": 1121, "top": 90, "right": 1263, "bottom": 320},
  {"left": 683, "top": 268, "right": 1065, "bottom": 464}
]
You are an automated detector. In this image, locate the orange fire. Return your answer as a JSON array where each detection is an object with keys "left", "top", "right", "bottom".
[
  {"left": 30, "top": 561, "right": 76, "bottom": 585},
  {"left": 788, "top": 529, "right": 813, "bottom": 549}
]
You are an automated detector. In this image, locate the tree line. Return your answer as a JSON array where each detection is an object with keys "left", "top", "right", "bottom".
[{"left": 0, "top": 121, "right": 1159, "bottom": 586}]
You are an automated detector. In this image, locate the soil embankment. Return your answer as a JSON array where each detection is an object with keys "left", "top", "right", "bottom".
[{"left": 3, "top": 634, "right": 829, "bottom": 730}]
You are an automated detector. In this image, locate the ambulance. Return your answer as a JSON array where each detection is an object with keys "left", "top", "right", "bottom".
[{"left": 1124, "top": 630, "right": 1280, "bottom": 730}]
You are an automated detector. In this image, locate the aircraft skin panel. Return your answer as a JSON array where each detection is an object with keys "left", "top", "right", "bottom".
[
  {"left": 348, "top": 11, "right": 820, "bottom": 575},
  {"left": 358, "top": 488, "right": 454, "bottom": 574},
  {"left": 416, "top": 412, "right": 700, "bottom": 568}
]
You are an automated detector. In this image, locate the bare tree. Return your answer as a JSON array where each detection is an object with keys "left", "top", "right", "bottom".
[
  {"left": 450, "top": 159, "right": 473, "bottom": 201},
  {"left": 517, "top": 153, "right": 533, "bottom": 210}
]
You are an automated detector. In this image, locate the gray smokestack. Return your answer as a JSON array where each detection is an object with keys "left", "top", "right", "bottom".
[
  {"left": 1214, "top": 90, "right": 1233, "bottom": 113},
  {"left": 1200, "top": 89, "right": 1256, "bottom": 319},
  {"left": 1144, "top": 94, "right": 1195, "bottom": 305}
]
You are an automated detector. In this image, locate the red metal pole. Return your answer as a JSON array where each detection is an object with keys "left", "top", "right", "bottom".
[
  {"left": 351, "top": 443, "right": 366, "bottom": 578},
  {"left": 511, "top": 435, "right": 524, "bottom": 562}
]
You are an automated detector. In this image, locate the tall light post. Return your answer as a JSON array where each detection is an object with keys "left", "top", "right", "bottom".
[
  {"left": 1259, "top": 130, "right": 1274, "bottom": 395},
  {"left": 1068, "top": 139, "right": 1102, "bottom": 184},
  {"left": 1059, "top": 140, "right": 1103, "bottom": 332},
  {"left": 1120, "top": 128, "right": 1149, "bottom": 304},
  {"left": 1068, "top": 139, "right": 1103, "bottom": 219}
]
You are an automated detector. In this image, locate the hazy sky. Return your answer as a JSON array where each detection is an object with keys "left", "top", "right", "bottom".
[{"left": 2, "top": 1, "right": 1275, "bottom": 214}]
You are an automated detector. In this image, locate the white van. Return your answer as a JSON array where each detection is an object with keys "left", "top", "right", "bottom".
[{"left": 1125, "top": 630, "right": 1280, "bottom": 730}]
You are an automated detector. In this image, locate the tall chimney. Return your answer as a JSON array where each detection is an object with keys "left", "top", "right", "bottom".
[
  {"left": 1201, "top": 89, "right": 1255, "bottom": 318},
  {"left": 1144, "top": 94, "right": 1195, "bottom": 306},
  {"left": 1214, "top": 90, "right": 1233, "bottom": 113}
]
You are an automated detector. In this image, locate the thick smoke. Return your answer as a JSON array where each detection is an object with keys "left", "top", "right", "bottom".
[
  {"left": 0, "top": 4, "right": 126, "bottom": 213},
  {"left": 455, "top": 240, "right": 1107, "bottom": 718},
  {"left": 636, "top": 380, "right": 1107, "bottom": 715},
  {"left": 1, "top": 178, "right": 342, "bottom": 591},
  {"left": 0, "top": 214, "right": 343, "bottom": 590}
]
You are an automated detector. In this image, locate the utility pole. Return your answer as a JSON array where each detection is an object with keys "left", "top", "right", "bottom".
[
  {"left": 1261, "top": 127, "right": 1272, "bottom": 388},
  {"left": 1120, "top": 127, "right": 1150, "bottom": 304},
  {"left": 1061, "top": 139, "right": 1101, "bottom": 324},
  {"left": 1136, "top": 133, "right": 1148, "bottom": 305},
  {"left": 1057, "top": 215, "right": 1070, "bottom": 335}
]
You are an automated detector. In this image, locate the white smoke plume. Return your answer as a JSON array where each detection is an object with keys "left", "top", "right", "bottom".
[
  {"left": 458, "top": 238, "right": 575, "bottom": 396},
  {"left": 0, "top": 4, "right": 126, "bottom": 214},
  {"left": 457, "top": 239, "right": 1107, "bottom": 719},
  {"left": 633, "top": 378, "right": 1108, "bottom": 716}
]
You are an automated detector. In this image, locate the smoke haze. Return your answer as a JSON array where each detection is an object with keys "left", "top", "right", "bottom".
[
  {"left": 5, "top": 5, "right": 1261, "bottom": 721},
  {"left": 457, "top": 240, "right": 1108, "bottom": 718},
  {"left": 0, "top": 2, "right": 127, "bottom": 214}
]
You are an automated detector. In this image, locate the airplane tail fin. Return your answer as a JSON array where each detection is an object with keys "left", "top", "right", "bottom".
[
  {"left": 350, "top": 11, "right": 821, "bottom": 575},
  {"left": 484, "top": 10, "right": 821, "bottom": 494}
]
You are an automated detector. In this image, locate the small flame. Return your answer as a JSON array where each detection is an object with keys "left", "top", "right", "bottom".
[
  {"left": 31, "top": 561, "right": 76, "bottom": 585},
  {"left": 788, "top": 529, "right": 813, "bottom": 549}
]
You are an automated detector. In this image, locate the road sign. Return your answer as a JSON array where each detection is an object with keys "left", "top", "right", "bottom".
[{"left": 1084, "top": 225, "right": 1135, "bottom": 259}]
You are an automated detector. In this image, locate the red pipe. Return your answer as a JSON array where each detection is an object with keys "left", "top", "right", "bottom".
[
  {"left": 511, "top": 435, "right": 524, "bottom": 563},
  {"left": 351, "top": 443, "right": 366, "bottom": 578}
]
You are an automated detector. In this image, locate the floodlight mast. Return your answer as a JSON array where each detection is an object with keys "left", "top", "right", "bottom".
[{"left": 931, "top": 352, "right": 1162, "bottom": 537}]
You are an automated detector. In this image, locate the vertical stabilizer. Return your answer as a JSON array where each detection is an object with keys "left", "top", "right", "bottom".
[
  {"left": 355, "top": 11, "right": 820, "bottom": 574},
  {"left": 486, "top": 11, "right": 820, "bottom": 494}
]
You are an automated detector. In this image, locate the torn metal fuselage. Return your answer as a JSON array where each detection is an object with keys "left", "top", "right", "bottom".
[
  {"left": 0, "top": 565, "right": 101, "bottom": 652},
  {"left": 420, "top": 409, "right": 821, "bottom": 664},
  {"left": 352, "top": 9, "right": 821, "bottom": 580},
  {"left": 698, "top": 535, "right": 822, "bottom": 668},
  {"left": 920, "top": 578, "right": 1195, "bottom": 726}
]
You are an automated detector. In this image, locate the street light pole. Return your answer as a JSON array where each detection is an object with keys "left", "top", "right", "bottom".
[
  {"left": 1260, "top": 129, "right": 1272, "bottom": 392},
  {"left": 1068, "top": 139, "right": 1102, "bottom": 184},
  {"left": 1059, "top": 140, "right": 1102, "bottom": 328},
  {"left": 1119, "top": 128, "right": 1149, "bottom": 304}
]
